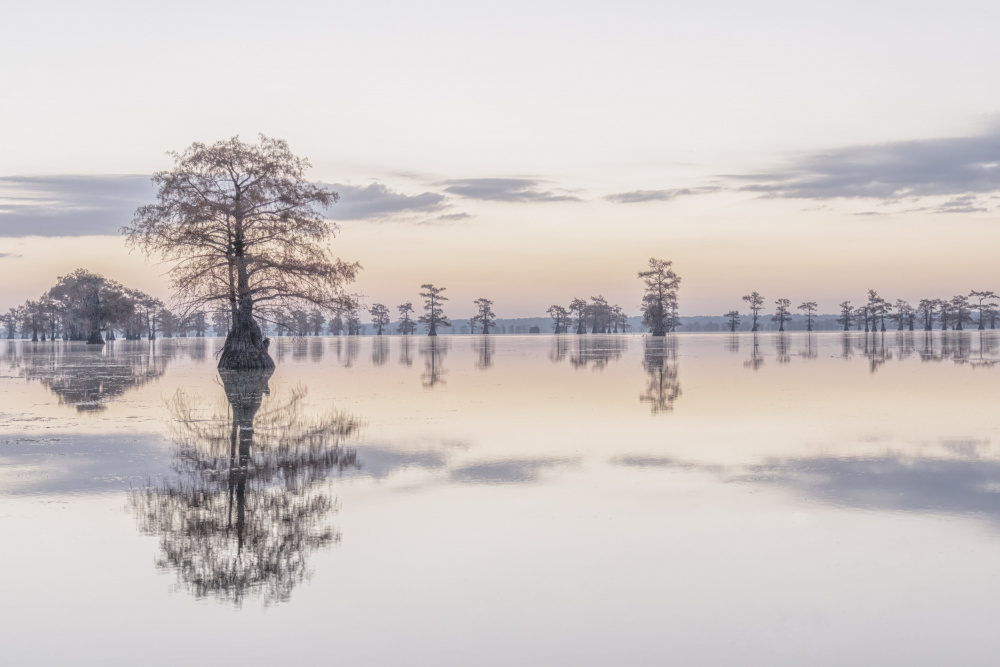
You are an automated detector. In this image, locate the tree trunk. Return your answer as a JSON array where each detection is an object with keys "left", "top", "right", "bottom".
[
  {"left": 219, "top": 306, "right": 273, "bottom": 370},
  {"left": 87, "top": 329, "right": 105, "bottom": 345}
]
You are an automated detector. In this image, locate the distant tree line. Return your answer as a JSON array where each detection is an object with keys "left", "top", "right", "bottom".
[{"left": 725, "top": 290, "right": 999, "bottom": 332}]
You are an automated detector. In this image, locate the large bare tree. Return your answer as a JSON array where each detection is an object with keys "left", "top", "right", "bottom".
[
  {"left": 123, "top": 135, "right": 360, "bottom": 370},
  {"left": 638, "top": 258, "right": 681, "bottom": 336}
]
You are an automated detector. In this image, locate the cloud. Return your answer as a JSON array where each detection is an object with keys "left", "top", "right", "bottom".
[
  {"left": 605, "top": 186, "right": 722, "bottom": 204},
  {"left": 734, "top": 129, "right": 1000, "bottom": 205},
  {"left": 0, "top": 252, "right": 23, "bottom": 259},
  {"left": 322, "top": 182, "right": 448, "bottom": 220},
  {"left": 0, "top": 175, "right": 459, "bottom": 236},
  {"left": 932, "top": 194, "right": 988, "bottom": 214},
  {"left": 441, "top": 178, "right": 580, "bottom": 202},
  {"left": 0, "top": 175, "right": 155, "bottom": 237},
  {"left": 434, "top": 212, "right": 473, "bottom": 222}
]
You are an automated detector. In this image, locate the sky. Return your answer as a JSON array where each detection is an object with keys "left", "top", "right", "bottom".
[{"left": 2, "top": 0, "right": 1000, "bottom": 318}]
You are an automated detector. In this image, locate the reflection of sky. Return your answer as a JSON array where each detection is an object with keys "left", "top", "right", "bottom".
[{"left": 5, "top": 335, "right": 1000, "bottom": 663}]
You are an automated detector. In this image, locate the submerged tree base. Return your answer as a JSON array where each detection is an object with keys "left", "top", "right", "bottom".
[
  {"left": 218, "top": 322, "right": 274, "bottom": 371},
  {"left": 86, "top": 331, "right": 105, "bottom": 345}
]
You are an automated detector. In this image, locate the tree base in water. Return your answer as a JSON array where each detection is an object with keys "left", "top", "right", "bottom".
[
  {"left": 86, "top": 331, "right": 105, "bottom": 345},
  {"left": 218, "top": 324, "right": 275, "bottom": 371}
]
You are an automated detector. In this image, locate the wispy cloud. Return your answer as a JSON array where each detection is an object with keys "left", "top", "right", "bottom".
[
  {"left": 0, "top": 175, "right": 462, "bottom": 236},
  {"left": 441, "top": 178, "right": 580, "bottom": 203},
  {"left": 321, "top": 182, "right": 448, "bottom": 220},
  {"left": 733, "top": 129, "right": 1000, "bottom": 205},
  {"left": 605, "top": 186, "right": 722, "bottom": 204},
  {"left": 0, "top": 252, "right": 23, "bottom": 259},
  {"left": 0, "top": 175, "right": 154, "bottom": 237}
]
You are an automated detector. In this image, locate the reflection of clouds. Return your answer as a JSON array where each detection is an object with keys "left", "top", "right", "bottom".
[
  {"left": 349, "top": 446, "right": 448, "bottom": 479},
  {"left": 0, "top": 433, "right": 174, "bottom": 495},
  {"left": 616, "top": 449, "right": 1000, "bottom": 523},
  {"left": 450, "top": 457, "right": 577, "bottom": 484},
  {"left": 739, "top": 455, "right": 1000, "bottom": 519}
]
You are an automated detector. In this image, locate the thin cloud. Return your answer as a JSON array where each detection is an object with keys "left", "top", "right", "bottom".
[
  {"left": 734, "top": 129, "right": 1000, "bottom": 206},
  {"left": 0, "top": 175, "right": 455, "bottom": 236},
  {"left": 441, "top": 178, "right": 580, "bottom": 203},
  {"left": 0, "top": 175, "right": 154, "bottom": 237},
  {"left": 321, "top": 182, "right": 447, "bottom": 220},
  {"left": 605, "top": 186, "right": 722, "bottom": 203}
]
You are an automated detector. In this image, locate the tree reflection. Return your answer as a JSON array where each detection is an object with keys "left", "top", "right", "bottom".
[
  {"left": 14, "top": 340, "right": 172, "bottom": 412},
  {"left": 639, "top": 337, "right": 681, "bottom": 414},
  {"left": 399, "top": 335, "right": 413, "bottom": 367},
  {"left": 421, "top": 337, "right": 448, "bottom": 387},
  {"left": 549, "top": 336, "right": 570, "bottom": 362},
  {"left": 128, "top": 369, "right": 361, "bottom": 606},
  {"left": 372, "top": 336, "right": 389, "bottom": 366},
  {"left": 570, "top": 335, "right": 627, "bottom": 370},
  {"left": 474, "top": 336, "right": 494, "bottom": 369},
  {"left": 774, "top": 333, "right": 790, "bottom": 364},
  {"left": 744, "top": 333, "right": 764, "bottom": 371}
]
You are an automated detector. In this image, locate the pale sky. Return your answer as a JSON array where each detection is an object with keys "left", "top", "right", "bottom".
[{"left": 2, "top": 0, "right": 1000, "bottom": 317}]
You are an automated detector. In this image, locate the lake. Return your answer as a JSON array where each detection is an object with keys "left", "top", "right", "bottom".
[{"left": 2, "top": 332, "right": 999, "bottom": 666}]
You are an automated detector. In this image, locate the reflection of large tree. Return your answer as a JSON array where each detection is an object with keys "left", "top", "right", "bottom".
[
  {"left": 421, "top": 337, "right": 448, "bottom": 387},
  {"left": 15, "top": 341, "right": 173, "bottom": 412},
  {"left": 639, "top": 337, "right": 681, "bottom": 414},
  {"left": 128, "top": 370, "right": 360, "bottom": 605},
  {"left": 474, "top": 336, "right": 494, "bottom": 369}
]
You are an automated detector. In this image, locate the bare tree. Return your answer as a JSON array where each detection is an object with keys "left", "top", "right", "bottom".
[
  {"left": 797, "top": 301, "right": 818, "bottom": 332},
  {"left": 936, "top": 299, "right": 952, "bottom": 330},
  {"left": 547, "top": 305, "right": 572, "bottom": 334},
  {"left": 836, "top": 301, "right": 853, "bottom": 331},
  {"left": 950, "top": 294, "right": 973, "bottom": 330},
  {"left": 123, "top": 135, "right": 360, "bottom": 370},
  {"left": 472, "top": 298, "right": 496, "bottom": 334},
  {"left": 369, "top": 303, "right": 391, "bottom": 335},
  {"left": 725, "top": 310, "right": 741, "bottom": 332},
  {"left": 396, "top": 302, "right": 417, "bottom": 335},
  {"left": 568, "top": 298, "right": 588, "bottom": 335},
  {"left": 418, "top": 284, "right": 451, "bottom": 336},
  {"left": 588, "top": 295, "right": 611, "bottom": 334},
  {"left": 917, "top": 299, "right": 936, "bottom": 331},
  {"left": 47, "top": 269, "right": 133, "bottom": 345},
  {"left": 742, "top": 292, "right": 764, "bottom": 331},
  {"left": 969, "top": 290, "right": 997, "bottom": 330},
  {"left": 1, "top": 307, "right": 20, "bottom": 339},
  {"left": 638, "top": 258, "right": 681, "bottom": 336},
  {"left": 866, "top": 289, "right": 889, "bottom": 333},
  {"left": 772, "top": 298, "right": 792, "bottom": 332}
]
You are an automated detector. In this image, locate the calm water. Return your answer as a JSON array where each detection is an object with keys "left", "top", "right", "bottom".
[{"left": 2, "top": 333, "right": 1000, "bottom": 665}]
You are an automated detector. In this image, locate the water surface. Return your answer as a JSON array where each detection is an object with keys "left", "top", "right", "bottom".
[{"left": 2, "top": 333, "right": 999, "bottom": 665}]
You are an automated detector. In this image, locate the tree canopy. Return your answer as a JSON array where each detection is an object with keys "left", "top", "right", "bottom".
[{"left": 123, "top": 135, "right": 360, "bottom": 369}]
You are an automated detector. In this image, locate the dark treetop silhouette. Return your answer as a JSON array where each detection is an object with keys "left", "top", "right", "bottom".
[
  {"left": 638, "top": 258, "right": 681, "bottom": 336},
  {"left": 419, "top": 284, "right": 451, "bottom": 336},
  {"left": 122, "top": 135, "right": 359, "bottom": 370}
]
